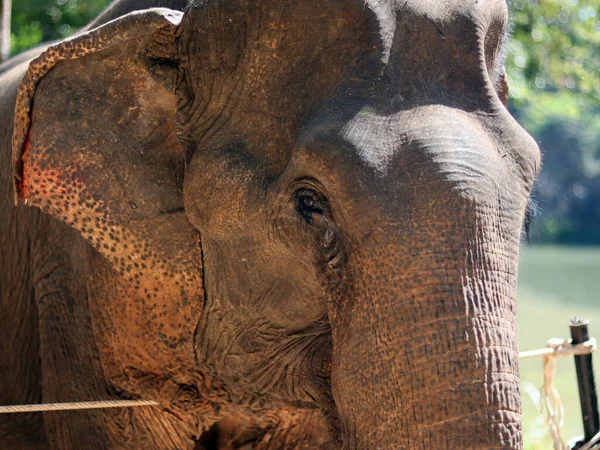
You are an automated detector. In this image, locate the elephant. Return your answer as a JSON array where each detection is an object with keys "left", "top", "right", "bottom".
[{"left": 0, "top": 0, "right": 541, "bottom": 448}]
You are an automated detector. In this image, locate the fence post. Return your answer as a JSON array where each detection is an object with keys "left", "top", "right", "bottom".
[{"left": 570, "top": 317, "right": 600, "bottom": 448}]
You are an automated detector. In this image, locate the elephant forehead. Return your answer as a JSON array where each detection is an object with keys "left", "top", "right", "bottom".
[
  {"left": 367, "top": 0, "right": 508, "bottom": 63},
  {"left": 178, "top": 0, "right": 511, "bottom": 177},
  {"left": 178, "top": 0, "right": 382, "bottom": 169},
  {"left": 339, "top": 106, "right": 498, "bottom": 176}
]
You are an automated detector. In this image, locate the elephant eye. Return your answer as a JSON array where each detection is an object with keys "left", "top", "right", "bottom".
[{"left": 294, "top": 189, "right": 325, "bottom": 224}]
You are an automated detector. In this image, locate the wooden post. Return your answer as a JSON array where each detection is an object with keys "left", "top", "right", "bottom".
[
  {"left": 0, "top": 0, "right": 11, "bottom": 62},
  {"left": 571, "top": 317, "right": 600, "bottom": 448}
]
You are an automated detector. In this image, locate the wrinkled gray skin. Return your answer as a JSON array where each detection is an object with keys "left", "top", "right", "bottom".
[{"left": 0, "top": 0, "right": 540, "bottom": 448}]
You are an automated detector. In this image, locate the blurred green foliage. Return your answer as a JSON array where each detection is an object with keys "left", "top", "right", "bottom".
[
  {"left": 10, "top": 0, "right": 110, "bottom": 55},
  {"left": 504, "top": 0, "right": 600, "bottom": 244},
  {"left": 7, "top": 0, "right": 600, "bottom": 244},
  {"left": 507, "top": 0, "right": 599, "bottom": 102}
]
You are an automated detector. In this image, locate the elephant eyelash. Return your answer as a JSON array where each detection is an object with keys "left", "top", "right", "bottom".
[
  {"left": 294, "top": 189, "right": 325, "bottom": 225},
  {"left": 523, "top": 198, "right": 538, "bottom": 243}
]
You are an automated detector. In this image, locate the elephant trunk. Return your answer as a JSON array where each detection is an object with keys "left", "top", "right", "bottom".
[{"left": 328, "top": 218, "right": 522, "bottom": 448}]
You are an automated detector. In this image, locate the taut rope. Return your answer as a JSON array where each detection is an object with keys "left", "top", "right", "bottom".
[{"left": 0, "top": 399, "right": 159, "bottom": 414}]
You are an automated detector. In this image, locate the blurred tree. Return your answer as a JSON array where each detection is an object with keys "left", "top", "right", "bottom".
[
  {"left": 506, "top": 0, "right": 599, "bottom": 104},
  {"left": 505, "top": 0, "right": 599, "bottom": 245},
  {"left": 10, "top": 0, "right": 110, "bottom": 55}
]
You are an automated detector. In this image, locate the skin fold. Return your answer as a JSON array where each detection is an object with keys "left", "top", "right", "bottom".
[{"left": 0, "top": 0, "right": 540, "bottom": 448}]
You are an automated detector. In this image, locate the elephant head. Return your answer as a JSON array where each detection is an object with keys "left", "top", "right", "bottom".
[{"left": 12, "top": 0, "right": 540, "bottom": 448}]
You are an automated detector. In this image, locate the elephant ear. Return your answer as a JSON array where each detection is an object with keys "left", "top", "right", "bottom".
[{"left": 12, "top": 8, "right": 202, "bottom": 292}]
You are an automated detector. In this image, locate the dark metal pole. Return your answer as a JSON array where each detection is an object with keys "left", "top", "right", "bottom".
[{"left": 570, "top": 317, "right": 600, "bottom": 445}]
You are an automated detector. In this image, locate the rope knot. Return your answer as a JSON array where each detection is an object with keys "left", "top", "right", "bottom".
[
  {"left": 545, "top": 337, "right": 597, "bottom": 359},
  {"left": 546, "top": 337, "right": 570, "bottom": 355}
]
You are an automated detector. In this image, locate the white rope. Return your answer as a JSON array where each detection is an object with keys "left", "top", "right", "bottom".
[
  {"left": 519, "top": 338, "right": 597, "bottom": 360},
  {"left": 579, "top": 430, "right": 600, "bottom": 450},
  {"left": 519, "top": 337, "right": 597, "bottom": 450},
  {"left": 0, "top": 399, "right": 159, "bottom": 414}
]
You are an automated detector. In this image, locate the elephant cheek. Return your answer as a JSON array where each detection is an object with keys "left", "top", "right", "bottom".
[{"left": 183, "top": 143, "right": 268, "bottom": 238}]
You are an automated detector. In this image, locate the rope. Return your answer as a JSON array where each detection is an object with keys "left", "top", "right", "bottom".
[
  {"left": 519, "top": 338, "right": 597, "bottom": 360},
  {"left": 0, "top": 399, "right": 159, "bottom": 414},
  {"left": 579, "top": 431, "right": 600, "bottom": 450},
  {"left": 519, "top": 337, "right": 597, "bottom": 450}
]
